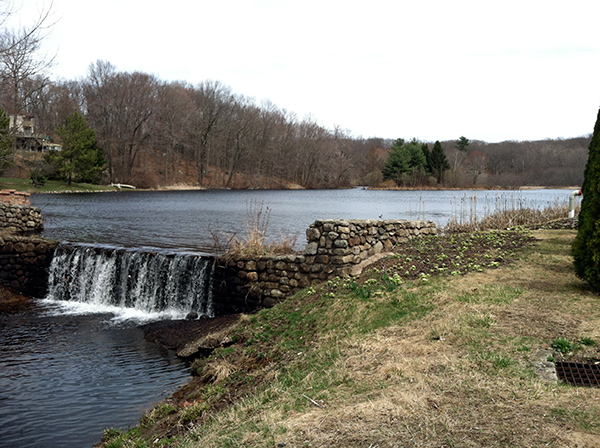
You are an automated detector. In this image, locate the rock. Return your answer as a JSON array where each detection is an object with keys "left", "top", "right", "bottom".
[
  {"left": 185, "top": 311, "right": 199, "bottom": 320},
  {"left": 304, "top": 241, "right": 318, "bottom": 255},
  {"left": 306, "top": 227, "right": 320, "bottom": 241}
]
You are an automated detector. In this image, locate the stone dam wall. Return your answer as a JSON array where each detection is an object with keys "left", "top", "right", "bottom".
[
  {"left": 0, "top": 201, "right": 44, "bottom": 234},
  {"left": 0, "top": 234, "right": 58, "bottom": 297},
  {"left": 214, "top": 219, "right": 437, "bottom": 313},
  {"left": 0, "top": 198, "right": 52, "bottom": 297},
  {"left": 0, "top": 189, "right": 32, "bottom": 206},
  {"left": 0, "top": 202, "right": 436, "bottom": 312}
]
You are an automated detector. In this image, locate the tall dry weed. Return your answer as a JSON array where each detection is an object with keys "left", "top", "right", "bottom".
[
  {"left": 215, "top": 200, "right": 297, "bottom": 258},
  {"left": 444, "top": 194, "right": 579, "bottom": 233}
]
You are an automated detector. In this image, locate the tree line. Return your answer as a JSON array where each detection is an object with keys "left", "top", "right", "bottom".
[{"left": 0, "top": 5, "right": 590, "bottom": 189}]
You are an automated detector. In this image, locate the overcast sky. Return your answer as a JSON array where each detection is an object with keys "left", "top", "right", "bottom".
[{"left": 6, "top": 0, "right": 600, "bottom": 143}]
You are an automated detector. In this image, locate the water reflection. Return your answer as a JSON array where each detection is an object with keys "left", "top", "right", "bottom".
[
  {"left": 0, "top": 301, "right": 190, "bottom": 448},
  {"left": 31, "top": 188, "right": 575, "bottom": 253}
]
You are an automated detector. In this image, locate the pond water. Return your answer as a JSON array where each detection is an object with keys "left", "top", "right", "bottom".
[
  {"left": 0, "top": 301, "right": 190, "bottom": 448},
  {"left": 0, "top": 188, "right": 577, "bottom": 447},
  {"left": 31, "top": 188, "right": 575, "bottom": 253}
]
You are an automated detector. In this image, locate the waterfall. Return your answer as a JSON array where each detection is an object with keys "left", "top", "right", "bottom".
[{"left": 45, "top": 243, "right": 214, "bottom": 319}]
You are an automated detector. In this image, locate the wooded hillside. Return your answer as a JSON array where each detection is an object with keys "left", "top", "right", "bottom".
[
  {"left": 1, "top": 61, "right": 589, "bottom": 189},
  {"left": 0, "top": 6, "right": 589, "bottom": 190}
]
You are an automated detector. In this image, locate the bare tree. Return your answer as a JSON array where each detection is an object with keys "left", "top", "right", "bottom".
[
  {"left": 27, "top": 79, "right": 83, "bottom": 139},
  {"left": 190, "top": 80, "right": 233, "bottom": 186},
  {"left": 465, "top": 150, "right": 490, "bottom": 185},
  {"left": 0, "top": 4, "right": 55, "bottom": 118},
  {"left": 155, "top": 81, "right": 194, "bottom": 183},
  {"left": 223, "top": 99, "right": 261, "bottom": 188},
  {"left": 84, "top": 61, "right": 157, "bottom": 182}
]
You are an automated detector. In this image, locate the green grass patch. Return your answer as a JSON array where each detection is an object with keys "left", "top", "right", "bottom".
[
  {"left": 0, "top": 177, "right": 114, "bottom": 193},
  {"left": 456, "top": 284, "right": 523, "bottom": 304}
]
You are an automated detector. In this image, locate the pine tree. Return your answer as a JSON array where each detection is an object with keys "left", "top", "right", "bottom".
[
  {"left": 573, "top": 107, "right": 600, "bottom": 290},
  {"left": 405, "top": 138, "right": 427, "bottom": 171},
  {"left": 382, "top": 138, "right": 410, "bottom": 182},
  {"left": 430, "top": 140, "right": 450, "bottom": 184},
  {"left": 421, "top": 143, "right": 432, "bottom": 174},
  {"left": 48, "top": 112, "right": 105, "bottom": 185},
  {"left": 456, "top": 136, "right": 470, "bottom": 152}
]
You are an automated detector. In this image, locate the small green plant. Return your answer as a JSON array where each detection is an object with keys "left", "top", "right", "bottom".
[
  {"left": 492, "top": 354, "right": 514, "bottom": 369},
  {"left": 465, "top": 313, "right": 496, "bottom": 328},
  {"left": 180, "top": 402, "right": 209, "bottom": 425},
  {"left": 551, "top": 337, "right": 574, "bottom": 354},
  {"left": 580, "top": 337, "right": 596, "bottom": 346},
  {"left": 102, "top": 427, "right": 123, "bottom": 442}
]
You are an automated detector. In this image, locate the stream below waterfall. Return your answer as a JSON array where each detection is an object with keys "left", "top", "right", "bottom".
[{"left": 0, "top": 300, "right": 190, "bottom": 448}]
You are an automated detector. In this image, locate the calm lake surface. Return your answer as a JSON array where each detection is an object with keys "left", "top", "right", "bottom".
[
  {"left": 0, "top": 188, "right": 577, "bottom": 448},
  {"left": 31, "top": 188, "right": 576, "bottom": 253}
]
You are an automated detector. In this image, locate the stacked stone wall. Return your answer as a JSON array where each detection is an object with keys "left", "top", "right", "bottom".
[
  {"left": 0, "top": 189, "right": 31, "bottom": 206},
  {"left": 0, "top": 234, "right": 58, "bottom": 297},
  {"left": 0, "top": 203, "right": 44, "bottom": 233},
  {"left": 215, "top": 219, "right": 436, "bottom": 313}
]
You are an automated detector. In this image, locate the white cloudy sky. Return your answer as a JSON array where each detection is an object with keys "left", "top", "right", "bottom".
[{"left": 6, "top": 0, "right": 600, "bottom": 142}]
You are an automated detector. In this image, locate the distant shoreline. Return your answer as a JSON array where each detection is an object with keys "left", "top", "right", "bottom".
[{"left": 29, "top": 184, "right": 582, "bottom": 195}]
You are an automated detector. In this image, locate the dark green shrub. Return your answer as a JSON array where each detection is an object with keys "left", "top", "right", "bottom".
[{"left": 573, "top": 108, "right": 600, "bottom": 291}]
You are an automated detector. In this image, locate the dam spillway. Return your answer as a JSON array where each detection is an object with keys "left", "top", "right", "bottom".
[{"left": 45, "top": 243, "right": 214, "bottom": 319}]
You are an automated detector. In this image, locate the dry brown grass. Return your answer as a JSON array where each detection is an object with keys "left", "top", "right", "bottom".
[
  {"left": 213, "top": 200, "right": 297, "bottom": 259},
  {"left": 274, "top": 231, "right": 600, "bottom": 448},
  {"left": 105, "top": 229, "right": 600, "bottom": 448},
  {"left": 445, "top": 195, "right": 579, "bottom": 233}
]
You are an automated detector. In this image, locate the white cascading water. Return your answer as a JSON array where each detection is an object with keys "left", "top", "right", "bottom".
[{"left": 44, "top": 243, "right": 214, "bottom": 320}]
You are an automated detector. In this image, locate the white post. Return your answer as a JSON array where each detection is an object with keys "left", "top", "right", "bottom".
[{"left": 569, "top": 190, "right": 582, "bottom": 218}]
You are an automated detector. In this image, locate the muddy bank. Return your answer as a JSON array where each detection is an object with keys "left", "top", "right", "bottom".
[
  {"left": 140, "top": 314, "right": 243, "bottom": 358},
  {"left": 0, "top": 285, "right": 33, "bottom": 313}
]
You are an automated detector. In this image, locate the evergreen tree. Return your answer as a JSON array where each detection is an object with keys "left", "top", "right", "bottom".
[
  {"left": 0, "top": 109, "right": 13, "bottom": 175},
  {"left": 405, "top": 138, "right": 427, "bottom": 171},
  {"left": 430, "top": 140, "right": 450, "bottom": 184},
  {"left": 48, "top": 112, "right": 105, "bottom": 185},
  {"left": 456, "top": 136, "right": 470, "bottom": 152},
  {"left": 382, "top": 138, "right": 430, "bottom": 185},
  {"left": 382, "top": 138, "right": 410, "bottom": 182},
  {"left": 421, "top": 143, "right": 432, "bottom": 174},
  {"left": 573, "top": 108, "right": 600, "bottom": 290}
]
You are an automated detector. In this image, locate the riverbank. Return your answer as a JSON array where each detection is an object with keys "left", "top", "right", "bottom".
[
  {"left": 100, "top": 227, "right": 600, "bottom": 448},
  {"left": 0, "top": 175, "right": 582, "bottom": 195}
]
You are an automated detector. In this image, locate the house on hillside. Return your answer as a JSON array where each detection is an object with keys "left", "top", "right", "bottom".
[
  {"left": 9, "top": 112, "right": 41, "bottom": 150},
  {"left": 9, "top": 113, "right": 35, "bottom": 137},
  {"left": 42, "top": 142, "right": 62, "bottom": 152},
  {"left": 8, "top": 113, "right": 60, "bottom": 151}
]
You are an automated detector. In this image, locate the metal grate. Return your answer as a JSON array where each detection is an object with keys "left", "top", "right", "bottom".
[{"left": 555, "top": 362, "right": 600, "bottom": 387}]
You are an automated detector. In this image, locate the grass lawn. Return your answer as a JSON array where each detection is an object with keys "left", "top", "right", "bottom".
[
  {"left": 101, "top": 229, "right": 600, "bottom": 448},
  {"left": 0, "top": 177, "right": 114, "bottom": 193}
]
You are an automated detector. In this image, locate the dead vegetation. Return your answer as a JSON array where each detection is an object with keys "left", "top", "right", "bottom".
[
  {"left": 444, "top": 195, "right": 580, "bottom": 233},
  {"left": 101, "top": 229, "right": 600, "bottom": 448},
  {"left": 210, "top": 200, "right": 297, "bottom": 260}
]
